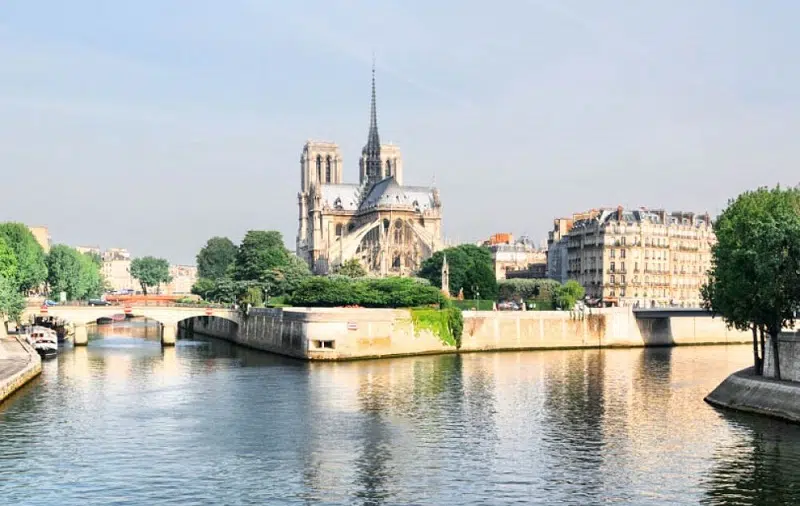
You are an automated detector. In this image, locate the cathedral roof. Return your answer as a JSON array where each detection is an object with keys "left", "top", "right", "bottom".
[
  {"left": 320, "top": 184, "right": 361, "bottom": 211},
  {"left": 359, "top": 177, "right": 437, "bottom": 212}
]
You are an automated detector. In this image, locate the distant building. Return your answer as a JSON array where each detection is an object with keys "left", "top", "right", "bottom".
[
  {"left": 100, "top": 248, "right": 135, "bottom": 293},
  {"left": 165, "top": 265, "right": 197, "bottom": 295},
  {"left": 483, "top": 233, "right": 547, "bottom": 280},
  {"left": 547, "top": 209, "right": 602, "bottom": 283},
  {"left": 554, "top": 207, "right": 715, "bottom": 308},
  {"left": 27, "top": 226, "right": 51, "bottom": 253},
  {"left": 75, "top": 246, "right": 101, "bottom": 256}
]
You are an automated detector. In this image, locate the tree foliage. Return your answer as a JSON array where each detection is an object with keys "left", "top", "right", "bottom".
[
  {"left": 0, "top": 237, "right": 19, "bottom": 282},
  {"left": 552, "top": 280, "right": 585, "bottom": 310},
  {"left": 418, "top": 244, "right": 498, "bottom": 299},
  {"left": 701, "top": 185, "right": 800, "bottom": 379},
  {"left": 0, "top": 275, "right": 25, "bottom": 323},
  {"left": 287, "top": 276, "right": 443, "bottom": 308},
  {"left": 130, "top": 256, "right": 172, "bottom": 295},
  {"left": 46, "top": 245, "right": 105, "bottom": 300},
  {"left": 196, "top": 236, "right": 237, "bottom": 281},
  {"left": 498, "top": 278, "right": 561, "bottom": 302},
  {"left": 233, "top": 231, "right": 288, "bottom": 281},
  {"left": 335, "top": 258, "right": 367, "bottom": 278},
  {"left": 0, "top": 222, "right": 47, "bottom": 292}
]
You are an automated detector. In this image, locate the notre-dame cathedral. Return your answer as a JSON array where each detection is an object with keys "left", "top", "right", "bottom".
[{"left": 296, "top": 67, "right": 443, "bottom": 276}]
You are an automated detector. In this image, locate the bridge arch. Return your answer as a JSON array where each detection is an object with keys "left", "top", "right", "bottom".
[{"left": 22, "top": 306, "right": 240, "bottom": 347}]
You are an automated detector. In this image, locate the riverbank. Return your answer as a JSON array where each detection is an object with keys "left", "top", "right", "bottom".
[
  {"left": 0, "top": 333, "right": 42, "bottom": 405},
  {"left": 186, "top": 306, "right": 752, "bottom": 361},
  {"left": 705, "top": 367, "right": 800, "bottom": 423}
]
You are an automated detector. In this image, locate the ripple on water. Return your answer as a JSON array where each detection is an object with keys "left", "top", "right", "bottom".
[{"left": 2, "top": 335, "right": 800, "bottom": 505}]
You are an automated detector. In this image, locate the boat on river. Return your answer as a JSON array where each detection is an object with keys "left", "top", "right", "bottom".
[{"left": 28, "top": 326, "right": 58, "bottom": 359}]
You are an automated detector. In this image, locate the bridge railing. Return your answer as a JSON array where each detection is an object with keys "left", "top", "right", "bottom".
[{"left": 26, "top": 300, "right": 233, "bottom": 309}]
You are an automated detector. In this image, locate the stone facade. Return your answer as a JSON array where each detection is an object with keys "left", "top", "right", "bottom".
[
  {"left": 554, "top": 207, "right": 715, "bottom": 307},
  {"left": 483, "top": 234, "right": 546, "bottom": 280},
  {"left": 296, "top": 67, "right": 443, "bottom": 276}
]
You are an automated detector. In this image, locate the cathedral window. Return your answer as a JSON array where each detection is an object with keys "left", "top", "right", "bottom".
[
  {"left": 335, "top": 224, "right": 343, "bottom": 237},
  {"left": 326, "top": 156, "right": 332, "bottom": 183},
  {"left": 316, "top": 155, "right": 322, "bottom": 182},
  {"left": 386, "top": 159, "right": 392, "bottom": 177}
]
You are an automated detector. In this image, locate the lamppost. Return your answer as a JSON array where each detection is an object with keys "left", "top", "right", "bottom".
[{"left": 473, "top": 285, "right": 480, "bottom": 310}]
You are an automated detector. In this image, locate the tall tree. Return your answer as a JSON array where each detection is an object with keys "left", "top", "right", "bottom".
[
  {"left": 702, "top": 186, "right": 800, "bottom": 379},
  {"left": 0, "top": 275, "right": 25, "bottom": 325},
  {"left": 130, "top": 256, "right": 172, "bottom": 295},
  {"left": 196, "top": 236, "right": 237, "bottom": 281},
  {"left": 419, "top": 244, "right": 497, "bottom": 299},
  {"left": 0, "top": 222, "right": 47, "bottom": 292},
  {"left": 46, "top": 245, "right": 105, "bottom": 300},
  {"left": 0, "top": 237, "right": 19, "bottom": 282},
  {"left": 233, "top": 230, "right": 289, "bottom": 282}
]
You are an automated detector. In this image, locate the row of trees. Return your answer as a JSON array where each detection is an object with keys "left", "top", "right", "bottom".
[
  {"left": 0, "top": 223, "right": 49, "bottom": 322},
  {"left": 702, "top": 185, "right": 800, "bottom": 380},
  {"left": 497, "top": 278, "right": 585, "bottom": 310},
  {"left": 192, "top": 231, "right": 311, "bottom": 304}
]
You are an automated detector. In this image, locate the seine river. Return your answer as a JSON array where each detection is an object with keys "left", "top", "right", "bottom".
[{"left": 2, "top": 321, "right": 800, "bottom": 505}]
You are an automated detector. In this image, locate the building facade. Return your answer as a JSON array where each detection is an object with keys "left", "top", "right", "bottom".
[
  {"left": 28, "top": 226, "right": 51, "bottom": 253},
  {"left": 165, "top": 264, "right": 197, "bottom": 295},
  {"left": 296, "top": 67, "right": 443, "bottom": 276},
  {"left": 556, "top": 207, "right": 715, "bottom": 307},
  {"left": 100, "top": 248, "right": 135, "bottom": 293},
  {"left": 483, "top": 234, "right": 547, "bottom": 280}
]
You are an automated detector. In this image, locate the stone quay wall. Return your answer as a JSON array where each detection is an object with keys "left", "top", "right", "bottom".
[
  {"left": 185, "top": 307, "right": 751, "bottom": 361},
  {"left": 763, "top": 332, "right": 800, "bottom": 381},
  {"left": 0, "top": 335, "right": 42, "bottom": 405}
]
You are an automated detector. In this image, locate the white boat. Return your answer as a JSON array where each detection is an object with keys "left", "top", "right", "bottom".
[{"left": 29, "top": 326, "right": 58, "bottom": 359}]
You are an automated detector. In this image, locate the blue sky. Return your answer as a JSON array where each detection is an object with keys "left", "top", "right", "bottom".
[{"left": 2, "top": 0, "right": 799, "bottom": 264}]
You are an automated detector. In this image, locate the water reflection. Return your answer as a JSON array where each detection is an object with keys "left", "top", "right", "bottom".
[{"left": 2, "top": 326, "right": 797, "bottom": 505}]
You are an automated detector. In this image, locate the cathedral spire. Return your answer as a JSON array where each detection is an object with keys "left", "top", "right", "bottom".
[{"left": 362, "top": 59, "right": 382, "bottom": 186}]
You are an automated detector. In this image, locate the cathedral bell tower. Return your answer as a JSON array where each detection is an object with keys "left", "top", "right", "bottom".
[{"left": 360, "top": 62, "right": 383, "bottom": 187}]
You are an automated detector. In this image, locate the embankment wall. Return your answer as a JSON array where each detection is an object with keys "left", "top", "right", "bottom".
[{"left": 186, "top": 307, "right": 751, "bottom": 361}]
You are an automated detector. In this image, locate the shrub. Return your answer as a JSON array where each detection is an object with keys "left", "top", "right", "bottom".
[
  {"left": 287, "top": 276, "right": 444, "bottom": 308},
  {"left": 410, "top": 307, "right": 463, "bottom": 347}
]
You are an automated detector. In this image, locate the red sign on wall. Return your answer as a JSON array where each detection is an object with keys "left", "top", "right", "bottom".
[
  {"left": 123, "top": 305, "right": 132, "bottom": 314},
  {"left": 40, "top": 305, "right": 48, "bottom": 315},
  {"left": 205, "top": 307, "right": 213, "bottom": 316}
]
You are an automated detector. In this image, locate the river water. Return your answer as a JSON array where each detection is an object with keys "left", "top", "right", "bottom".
[{"left": 2, "top": 321, "right": 800, "bottom": 505}]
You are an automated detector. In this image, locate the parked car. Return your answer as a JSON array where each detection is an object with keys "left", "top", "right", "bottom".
[
  {"left": 88, "top": 299, "right": 111, "bottom": 306},
  {"left": 43, "top": 300, "right": 58, "bottom": 307}
]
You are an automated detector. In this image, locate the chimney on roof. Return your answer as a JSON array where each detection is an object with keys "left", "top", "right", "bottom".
[{"left": 617, "top": 205, "right": 623, "bottom": 222}]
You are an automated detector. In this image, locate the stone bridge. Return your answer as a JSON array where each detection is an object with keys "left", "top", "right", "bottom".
[{"left": 22, "top": 305, "right": 240, "bottom": 346}]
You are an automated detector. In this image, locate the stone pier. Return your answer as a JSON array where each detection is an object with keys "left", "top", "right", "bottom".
[
  {"left": 73, "top": 323, "right": 88, "bottom": 346},
  {"left": 161, "top": 324, "right": 177, "bottom": 347}
]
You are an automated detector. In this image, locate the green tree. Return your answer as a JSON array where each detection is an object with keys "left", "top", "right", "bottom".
[
  {"left": 0, "top": 237, "right": 19, "bottom": 282},
  {"left": 0, "top": 275, "right": 25, "bottom": 325},
  {"left": 78, "top": 252, "right": 105, "bottom": 298},
  {"left": 418, "top": 244, "right": 497, "bottom": 299},
  {"left": 233, "top": 231, "right": 288, "bottom": 281},
  {"left": 702, "top": 186, "right": 800, "bottom": 379},
  {"left": 0, "top": 222, "right": 47, "bottom": 292},
  {"left": 552, "top": 280, "right": 585, "bottom": 310},
  {"left": 46, "top": 245, "right": 105, "bottom": 300},
  {"left": 335, "top": 258, "right": 367, "bottom": 278},
  {"left": 191, "top": 278, "right": 216, "bottom": 300},
  {"left": 130, "top": 256, "right": 172, "bottom": 295},
  {"left": 196, "top": 236, "right": 237, "bottom": 281}
]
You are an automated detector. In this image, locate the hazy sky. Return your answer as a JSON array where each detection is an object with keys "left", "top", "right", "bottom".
[{"left": 2, "top": 1, "right": 799, "bottom": 264}]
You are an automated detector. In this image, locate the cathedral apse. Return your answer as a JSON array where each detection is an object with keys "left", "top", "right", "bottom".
[{"left": 296, "top": 65, "right": 443, "bottom": 276}]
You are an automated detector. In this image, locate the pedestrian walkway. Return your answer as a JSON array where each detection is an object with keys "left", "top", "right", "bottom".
[{"left": 0, "top": 335, "right": 41, "bottom": 404}]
